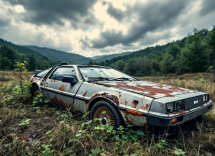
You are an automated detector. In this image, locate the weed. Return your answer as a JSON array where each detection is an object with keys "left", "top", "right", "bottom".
[{"left": 19, "top": 118, "right": 31, "bottom": 128}]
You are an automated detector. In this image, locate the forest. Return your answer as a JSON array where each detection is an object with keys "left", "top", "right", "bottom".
[
  {"left": 0, "top": 45, "right": 59, "bottom": 71},
  {"left": 92, "top": 26, "right": 215, "bottom": 76}
]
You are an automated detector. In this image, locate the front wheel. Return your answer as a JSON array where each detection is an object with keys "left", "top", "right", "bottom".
[{"left": 90, "top": 100, "right": 123, "bottom": 130}]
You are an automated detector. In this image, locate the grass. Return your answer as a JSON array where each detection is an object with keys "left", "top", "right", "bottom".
[{"left": 0, "top": 71, "right": 215, "bottom": 155}]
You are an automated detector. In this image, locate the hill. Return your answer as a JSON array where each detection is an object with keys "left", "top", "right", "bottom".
[
  {"left": 0, "top": 43, "right": 58, "bottom": 71},
  {"left": 25, "top": 46, "right": 92, "bottom": 65},
  {"left": 96, "top": 28, "right": 209, "bottom": 66},
  {"left": 0, "top": 38, "right": 49, "bottom": 60},
  {"left": 90, "top": 52, "right": 133, "bottom": 63}
]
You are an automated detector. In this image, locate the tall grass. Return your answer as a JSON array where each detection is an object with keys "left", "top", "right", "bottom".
[{"left": 0, "top": 71, "right": 214, "bottom": 155}]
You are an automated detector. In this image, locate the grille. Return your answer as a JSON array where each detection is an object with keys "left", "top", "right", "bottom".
[{"left": 184, "top": 95, "right": 203, "bottom": 110}]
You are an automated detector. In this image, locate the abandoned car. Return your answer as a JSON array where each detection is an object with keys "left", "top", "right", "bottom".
[{"left": 29, "top": 63, "right": 213, "bottom": 138}]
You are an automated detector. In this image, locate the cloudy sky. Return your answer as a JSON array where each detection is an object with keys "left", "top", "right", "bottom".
[{"left": 0, "top": 0, "right": 215, "bottom": 57}]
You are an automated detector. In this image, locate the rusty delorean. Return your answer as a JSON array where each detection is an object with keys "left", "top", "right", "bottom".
[{"left": 29, "top": 63, "right": 213, "bottom": 138}]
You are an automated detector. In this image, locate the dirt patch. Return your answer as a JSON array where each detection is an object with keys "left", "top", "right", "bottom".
[{"left": 15, "top": 117, "right": 57, "bottom": 146}]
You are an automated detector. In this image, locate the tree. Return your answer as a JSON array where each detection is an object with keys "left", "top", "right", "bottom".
[
  {"left": 204, "top": 26, "right": 215, "bottom": 67},
  {"left": 135, "top": 58, "right": 151, "bottom": 76},
  {"left": 29, "top": 54, "right": 36, "bottom": 71},
  {"left": 160, "top": 54, "right": 174, "bottom": 74},
  {"left": 88, "top": 61, "right": 94, "bottom": 65},
  {"left": 180, "top": 29, "right": 210, "bottom": 72},
  {"left": 114, "top": 60, "right": 125, "bottom": 71},
  {"left": 166, "top": 43, "right": 181, "bottom": 60},
  {"left": 124, "top": 59, "right": 136, "bottom": 75}
]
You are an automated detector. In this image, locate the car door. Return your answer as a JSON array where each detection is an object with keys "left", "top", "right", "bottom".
[{"left": 43, "top": 66, "right": 81, "bottom": 109}]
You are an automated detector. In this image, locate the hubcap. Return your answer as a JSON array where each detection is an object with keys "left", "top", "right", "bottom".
[
  {"left": 93, "top": 106, "right": 115, "bottom": 128},
  {"left": 101, "top": 117, "right": 108, "bottom": 125}
]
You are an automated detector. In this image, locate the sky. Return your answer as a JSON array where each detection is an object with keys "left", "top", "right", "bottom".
[{"left": 0, "top": 0, "right": 215, "bottom": 57}]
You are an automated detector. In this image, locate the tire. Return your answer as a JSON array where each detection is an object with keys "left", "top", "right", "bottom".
[
  {"left": 31, "top": 85, "right": 39, "bottom": 97},
  {"left": 90, "top": 100, "right": 123, "bottom": 130}
]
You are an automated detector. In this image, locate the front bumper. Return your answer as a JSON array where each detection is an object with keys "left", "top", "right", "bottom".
[
  {"left": 148, "top": 116, "right": 202, "bottom": 139},
  {"left": 146, "top": 100, "right": 213, "bottom": 138},
  {"left": 148, "top": 100, "right": 213, "bottom": 127}
]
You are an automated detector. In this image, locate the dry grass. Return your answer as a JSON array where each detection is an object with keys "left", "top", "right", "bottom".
[{"left": 0, "top": 71, "right": 215, "bottom": 155}]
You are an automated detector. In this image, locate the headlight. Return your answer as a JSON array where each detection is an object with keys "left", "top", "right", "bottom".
[
  {"left": 203, "top": 94, "right": 209, "bottom": 102},
  {"left": 175, "top": 101, "right": 182, "bottom": 110},
  {"left": 203, "top": 95, "right": 206, "bottom": 102},
  {"left": 206, "top": 94, "right": 209, "bottom": 101},
  {"left": 166, "top": 103, "right": 174, "bottom": 113}
]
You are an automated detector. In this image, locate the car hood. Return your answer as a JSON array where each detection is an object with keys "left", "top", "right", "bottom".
[{"left": 94, "top": 81, "right": 196, "bottom": 98}]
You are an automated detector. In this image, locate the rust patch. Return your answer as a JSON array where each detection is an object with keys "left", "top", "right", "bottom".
[
  {"left": 119, "top": 91, "right": 121, "bottom": 98},
  {"left": 122, "top": 112, "right": 133, "bottom": 125},
  {"left": 168, "top": 110, "right": 187, "bottom": 116},
  {"left": 83, "top": 91, "right": 87, "bottom": 97},
  {"left": 79, "top": 74, "right": 82, "bottom": 81},
  {"left": 132, "top": 100, "right": 139, "bottom": 108},
  {"left": 85, "top": 92, "right": 120, "bottom": 111},
  {"left": 200, "top": 104, "right": 204, "bottom": 107},
  {"left": 51, "top": 80, "right": 56, "bottom": 82},
  {"left": 50, "top": 95, "right": 66, "bottom": 108},
  {"left": 160, "top": 104, "right": 163, "bottom": 108},
  {"left": 30, "top": 78, "right": 34, "bottom": 83},
  {"left": 59, "top": 84, "right": 67, "bottom": 92},
  {"left": 145, "top": 104, "right": 150, "bottom": 110},
  {"left": 125, "top": 100, "right": 128, "bottom": 105},
  {"left": 95, "top": 81, "right": 197, "bottom": 98}
]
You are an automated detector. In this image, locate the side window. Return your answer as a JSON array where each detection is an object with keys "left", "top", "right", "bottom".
[{"left": 50, "top": 67, "right": 77, "bottom": 81}]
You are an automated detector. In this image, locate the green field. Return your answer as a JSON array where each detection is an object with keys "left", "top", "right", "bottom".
[{"left": 0, "top": 71, "right": 215, "bottom": 155}]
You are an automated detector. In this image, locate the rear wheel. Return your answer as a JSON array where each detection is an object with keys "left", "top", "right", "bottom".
[
  {"left": 31, "top": 85, "right": 39, "bottom": 98},
  {"left": 90, "top": 100, "right": 123, "bottom": 130}
]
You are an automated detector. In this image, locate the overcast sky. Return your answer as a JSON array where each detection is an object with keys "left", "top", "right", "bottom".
[{"left": 0, "top": 0, "right": 215, "bottom": 57}]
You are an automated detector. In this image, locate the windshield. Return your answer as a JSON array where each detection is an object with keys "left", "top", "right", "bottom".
[{"left": 78, "top": 66, "right": 135, "bottom": 81}]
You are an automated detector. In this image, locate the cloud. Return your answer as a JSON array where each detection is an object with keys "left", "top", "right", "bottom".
[
  {"left": 107, "top": 3, "right": 124, "bottom": 21},
  {"left": 90, "top": 0, "right": 187, "bottom": 48},
  {"left": 79, "top": 36, "right": 91, "bottom": 50},
  {"left": 0, "top": 0, "right": 215, "bottom": 58},
  {"left": 200, "top": 0, "right": 215, "bottom": 16},
  {"left": 0, "top": 17, "right": 11, "bottom": 27},
  {"left": 6, "top": 0, "right": 98, "bottom": 30}
]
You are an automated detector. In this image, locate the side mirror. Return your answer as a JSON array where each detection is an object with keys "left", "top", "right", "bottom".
[{"left": 62, "top": 76, "right": 77, "bottom": 85}]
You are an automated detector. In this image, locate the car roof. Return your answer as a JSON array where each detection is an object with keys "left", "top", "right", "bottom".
[{"left": 58, "top": 65, "right": 109, "bottom": 68}]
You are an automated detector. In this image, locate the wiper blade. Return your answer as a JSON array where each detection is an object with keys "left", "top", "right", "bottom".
[
  {"left": 87, "top": 77, "right": 112, "bottom": 81},
  {"left": 113, "top": 77, "right": 136, "bottom": 81}
]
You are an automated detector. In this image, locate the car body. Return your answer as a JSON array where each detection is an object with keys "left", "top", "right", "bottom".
[{"left": 29, "top": 63, "right": 213, "bottom": 138}]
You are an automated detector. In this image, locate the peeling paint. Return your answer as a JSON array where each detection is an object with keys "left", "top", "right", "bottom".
[
  {"left": 95, "top": 81, "right": 196, "bottom": 98},
  {"left": 59, "top": 84, "right": 67, "bottom": 92},
  {"left": 145, "top": 104, "right": 150, "bottom": 110},
  {"left": 132, "top": 100, "right": 139, "bottom": 108},
  {"left": 83, "top": 91, "right": 87, "bottom": 97},
  {"left": 50, "top": 95, "right": 66, "bottom": 108}
]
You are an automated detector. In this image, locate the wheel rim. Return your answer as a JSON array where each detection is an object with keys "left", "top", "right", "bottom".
[{"left": 93, "top": 106, "right": 115, "bottom": 128}]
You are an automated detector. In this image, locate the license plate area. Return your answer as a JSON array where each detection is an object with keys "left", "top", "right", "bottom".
[{"left": 183, "top": 107, "right": 208, "bottom": 122}]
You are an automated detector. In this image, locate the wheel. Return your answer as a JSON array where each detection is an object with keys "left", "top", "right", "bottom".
[
  {"left": 90, "top": 100, "right": 123, "bottom": 130},
  {"left": 31, "top": 85, "right": 39, "bottom": 97}
]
